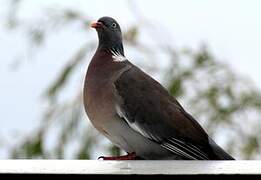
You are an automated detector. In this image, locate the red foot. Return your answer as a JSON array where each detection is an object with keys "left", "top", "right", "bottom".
[{"left": 98, "top": 152, "right": 138, "bottom": 160}]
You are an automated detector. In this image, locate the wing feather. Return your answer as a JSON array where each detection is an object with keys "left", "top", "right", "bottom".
[{"left": 114, "top": 64, "right": 212, "bottom": 159}]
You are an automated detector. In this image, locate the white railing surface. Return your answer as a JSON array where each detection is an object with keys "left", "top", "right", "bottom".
[{"left": 0, "top": 160, "right": 260, "bottom": 174}]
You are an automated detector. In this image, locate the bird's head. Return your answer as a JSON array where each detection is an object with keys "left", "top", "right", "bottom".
[{"left": 91, "top": 17, "right": 123, "bottom": 54}]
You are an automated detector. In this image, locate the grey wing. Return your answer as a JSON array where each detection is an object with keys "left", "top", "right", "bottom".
[{"left": 114, "top": 65, "right": 211, "bottom": 160}]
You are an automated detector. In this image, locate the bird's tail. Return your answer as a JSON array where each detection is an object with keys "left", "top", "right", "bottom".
[{"left": 208, "top": 137, "right": 235, "bottom": 160}]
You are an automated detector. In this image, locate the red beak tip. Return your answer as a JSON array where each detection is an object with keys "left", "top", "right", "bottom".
[
  {"left": 90, "top": 22, "right": 103, "bottom": 28},
  {"left": 90, "top": 22, "right": 97, "bottom": 28}
]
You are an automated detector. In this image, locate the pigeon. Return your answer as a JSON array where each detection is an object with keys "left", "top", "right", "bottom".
[{"left": 83, "top": 16, "right": 235, "bottom": 160}]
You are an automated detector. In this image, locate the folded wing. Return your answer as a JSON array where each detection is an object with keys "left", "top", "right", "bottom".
[{"left": 114, "top": 64, "right": 214, "bottom": 160}]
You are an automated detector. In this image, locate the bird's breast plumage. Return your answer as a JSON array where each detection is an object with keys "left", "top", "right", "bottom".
[{"left": 83, "top": 50, "right": 131, "bottom": 132}]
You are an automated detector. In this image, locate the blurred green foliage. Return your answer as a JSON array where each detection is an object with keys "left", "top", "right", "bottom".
[{"left": 4, "top": 0, "right": 261, "bottom": 160}]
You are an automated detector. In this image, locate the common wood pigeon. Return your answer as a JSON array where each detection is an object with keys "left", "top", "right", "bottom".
[{"left": 83, "top": 16, "right": 235, "bottom": 160}]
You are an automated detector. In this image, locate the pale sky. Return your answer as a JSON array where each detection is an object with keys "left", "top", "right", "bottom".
[{"left": 0, "top": 0, "right": 261, "bottom": 158}]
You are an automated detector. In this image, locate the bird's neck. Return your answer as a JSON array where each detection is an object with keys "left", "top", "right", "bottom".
[
  {"left": 98, "top": 43, "right": 124, "bottom": 56},
  {"left": 87, "top": 45, "right": 127, "bottom": 84}
]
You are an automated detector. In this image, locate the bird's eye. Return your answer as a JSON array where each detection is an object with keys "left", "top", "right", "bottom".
[{"left": 111, "top": 23, "right": 117, "bottom": 28}]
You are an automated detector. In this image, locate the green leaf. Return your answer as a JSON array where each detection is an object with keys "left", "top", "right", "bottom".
[{"left": 169, "top": 78, "right": 183, "bottom": 97}]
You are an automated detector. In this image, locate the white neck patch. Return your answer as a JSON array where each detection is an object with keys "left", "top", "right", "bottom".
[{"left": 110, "top": 50, "right": 127, "bottom": 62}]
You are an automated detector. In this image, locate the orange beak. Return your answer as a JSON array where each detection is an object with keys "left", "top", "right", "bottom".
[{"left": 90, "top": 22, "right": 103, "bottom": 29}]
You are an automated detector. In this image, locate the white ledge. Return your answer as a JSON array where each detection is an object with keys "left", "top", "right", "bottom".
[{"left": 0, "top": 160, "right": 260, "bottom": 175}]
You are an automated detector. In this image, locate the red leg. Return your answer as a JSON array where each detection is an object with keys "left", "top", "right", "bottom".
[{"left": 98, "top": 152, "right": 138, "bottom": 160}]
